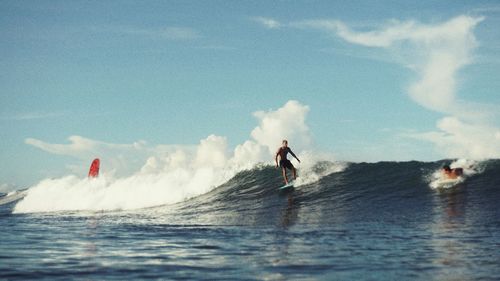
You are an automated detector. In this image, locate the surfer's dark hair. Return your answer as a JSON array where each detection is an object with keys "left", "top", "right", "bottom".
[{"left": 443, "top": 165, "right": 451, "bottom": 171}]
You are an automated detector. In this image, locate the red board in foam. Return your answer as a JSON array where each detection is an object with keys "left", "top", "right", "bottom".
[{"left": 88, "top": 158, "right": 100, "bottom": 178}]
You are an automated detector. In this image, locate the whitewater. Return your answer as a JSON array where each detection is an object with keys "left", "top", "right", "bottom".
[{"left": 12, "top": 152, "right": 343, "bottom": 213}]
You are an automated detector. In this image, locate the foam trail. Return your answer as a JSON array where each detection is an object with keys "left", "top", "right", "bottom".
[{"left": 294, "top": 151, "right": 347, "bottom": 186}]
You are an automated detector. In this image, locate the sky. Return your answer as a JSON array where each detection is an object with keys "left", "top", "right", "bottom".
[{"left": 1, "top": 0, "right": 500, "bottom": 189}]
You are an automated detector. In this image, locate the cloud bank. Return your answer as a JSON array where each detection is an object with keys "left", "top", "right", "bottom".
[
  {"left": 25, "top": 136, "right": 192, "bottom": 177},
  {"left": 292, "top": 15, "right": 500, "bottom": 159},
  {"left": 25, "top": 100, "right": 312, "bottom": 177},
  {"left": 251, "top": 100, "right": 311, "bottom": 154}
]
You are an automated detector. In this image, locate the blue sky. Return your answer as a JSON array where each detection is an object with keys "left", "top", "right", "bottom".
[{"left": 1, "top": 0, "right": 500, "bottom": 188}]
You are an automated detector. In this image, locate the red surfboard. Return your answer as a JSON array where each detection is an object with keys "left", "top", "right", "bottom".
[{"left": 88, "top": 158, "right": 100, "bottom": 178}]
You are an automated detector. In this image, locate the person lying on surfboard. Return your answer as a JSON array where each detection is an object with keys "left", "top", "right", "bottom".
[
  {"left": 442, "top": 165, "right": 463, "bottom": 179},
  {"left": 275, "top": 140, "right": 300, "bottom": 185}
]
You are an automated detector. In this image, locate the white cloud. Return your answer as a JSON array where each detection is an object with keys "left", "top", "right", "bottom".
[
  {"left": 410, "top": 117, "right": 500, "bottom": 159},
  {"left": 293, "top": 15, "right": 499, "bottom": 159},
  {"left": 251, "top": 100, "right": 312, "bottom": 155},
  {"left": 231, "top": 140, "right": 269, "bottom": 168},
  {"left": 131, "top": 101, "right": 313, "bottom": 174},
  {"left": 194, "top": 135, "right": 228, "bottom": 169},
  {"left": 25, "top": 136, "right": 146, "bottom": 159},
  {"left": 26, "top": 101, "right": 313, "bottom": 177},
  {"left": 472, "top": 5, "right": 500, "bottom": 15},
  {"left": 25, "top": 136, "right": 190, "bottom": 176},
  {"left": 2, "top": 111, "right": 66, "bottom": 121},
  {"left": 94, "top": 25, "right": 200, "bottom": 41},
  {"left": 158, "top": 27, "right": 200, "bottom": 40},
  {"left": 297, "top": 16, "right": 483, "bottom": 113},
  {"left": 294, "top": 19, "right": 412, "bottom": 47},
  {"left": 252, "top": 17, "right": 282, "bottom": 29},
  {"left": 26, "top": 136, "right": 99, "bottom": 158}
]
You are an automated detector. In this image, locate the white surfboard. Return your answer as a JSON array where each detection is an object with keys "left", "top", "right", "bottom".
[{"left": 279, "top": 181, "right": 295, "bottom": 190}]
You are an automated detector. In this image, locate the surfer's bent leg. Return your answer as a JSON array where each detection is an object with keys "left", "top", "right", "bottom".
[{"left": 281, "top": 167, "right": 289, "bottom": 184}]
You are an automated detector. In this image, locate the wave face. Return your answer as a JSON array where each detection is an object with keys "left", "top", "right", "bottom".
[
  {"left": 9, "top": 159, "right": 499, "bottom": 222},
  {"left": 153, "top": 159, "right": 498, "bottom": 226}
]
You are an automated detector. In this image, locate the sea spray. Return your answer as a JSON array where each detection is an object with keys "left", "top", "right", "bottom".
[
  {"left": 14, "top": 167, "right": 232, "bottom": 213},
  {"left": 293, "top": 150, "right": 347, "bottom": 187}
]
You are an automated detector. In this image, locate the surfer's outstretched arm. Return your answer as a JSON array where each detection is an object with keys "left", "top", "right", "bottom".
[
  {"left": 275, "top": 149, "right": 280, "bottom": 167},
  {"left": 289, "top": 149, "right": 300, "bottom": 163}
]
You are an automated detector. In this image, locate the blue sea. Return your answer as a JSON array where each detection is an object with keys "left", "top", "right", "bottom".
[{"left": 1, "top": 160, "right": 499, "bottom": 280}]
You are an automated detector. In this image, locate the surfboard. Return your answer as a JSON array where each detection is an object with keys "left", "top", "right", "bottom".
[
  {"left": 88, "top": 158, "right": 100, "bottom": 178},
  {"left": 431, "top": 177, "right": 464, "bottom": 189},
  {"left": 279, "top": 181, "right": 295, "bottom": 190}
]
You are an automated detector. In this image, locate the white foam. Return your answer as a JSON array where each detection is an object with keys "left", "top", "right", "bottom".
[
  {"left": 14, "top": 167, "right": 232, "bottom": 213},
  {"left": 293, "top": 151, "right": 347, "bottom": 187},
  {"left": 428, "top": 159, "right": 482, "bottom": 189},
  {"left": 14, "top": 153, "right": 342, "bottom": 213}
]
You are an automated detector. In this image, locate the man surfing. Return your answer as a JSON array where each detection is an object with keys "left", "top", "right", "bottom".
[
  {"left": 442, "top": 164, "right": 463, "bottom": 179},
  {"left": 275, "top": 140, "right": 300, "bottom": 185}
]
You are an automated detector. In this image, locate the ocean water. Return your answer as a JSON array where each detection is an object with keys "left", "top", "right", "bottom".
[{"left": 1, "top": 160, "right": 499, "bottom": 280}]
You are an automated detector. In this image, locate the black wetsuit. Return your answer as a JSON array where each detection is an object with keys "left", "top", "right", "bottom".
[{"left": 277, "top": 147, "right": 295, "bottom": 170}]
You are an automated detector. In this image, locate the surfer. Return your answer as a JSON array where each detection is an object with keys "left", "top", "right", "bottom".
[
  {"left": 442, "top": 165, "right": 463, "bottom": 179},
  {"left": 275, "top": 140, "right": 300, "bottom": 184}
]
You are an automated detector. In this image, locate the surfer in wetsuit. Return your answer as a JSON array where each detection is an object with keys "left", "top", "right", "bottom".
[
  {"left": 442, "top": 165, "right": 463, "bottom": 179},
  {"left": 275, "top": 140, "right": 300, "bottom": 184}
]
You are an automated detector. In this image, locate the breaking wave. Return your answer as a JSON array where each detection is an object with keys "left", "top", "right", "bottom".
[{"left": 5, "top": 159, "right": 498, "bottom": 216}]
